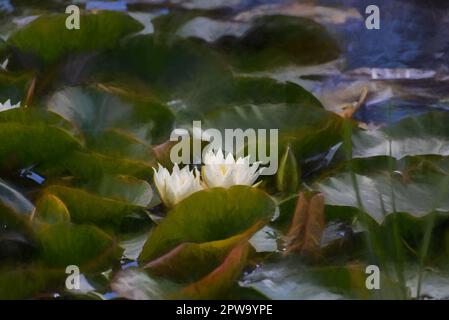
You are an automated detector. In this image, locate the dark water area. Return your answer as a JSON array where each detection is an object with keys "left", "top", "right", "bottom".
[
  {"left": 313, "top": 0, "right": 449, "bottom": 124},
  {"left": 318, "top": 0, "right": 449, "bottom": 70}
]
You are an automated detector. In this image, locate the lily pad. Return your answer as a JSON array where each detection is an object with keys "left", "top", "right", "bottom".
[
  {"left": 86, "top": 174, "right": 153, "bottom": 207},
  {"left": 52, "top": 150, "right": 154, "bottom": 180},
  {"left": 174, "top": 242, "right": 252, "bottom": 299},
  {"left": 241, "top": 256, "right": 402, "bottom": 300},
  {"left": 139, "top": 185, "right": 276, "bottom": 262},
  {"left": 47, "top": 86, "right": 174, "bottom": 145},
  {"left": 352, "top": 111, "right": 449, "bottom": 159},
  {"left": 36, "top": 222, "right": 122, "bottom": 271},
  {"left": 0, "top": 122, "right": 82, "bottom": 169},
  {"left": 144, "top": 223, "right": 261, "bottom": 282},
  {"left": 34, "top": 193, "right": 70, "bottom": 224},
  {"left": 44, "top": 185, "right": 143, "bottom": 227},
  {"left": 193, "top": 102, "right": 343, "bottom": 164},
  {"left": 8, "top": 11, "right": 143, "bottom": 65},
  {"left": 317, "top": 172, "right": 449, "bottom": 223},
  {"left": 0, "top": 265, "right": 62, "bottom": 299},
  {"left": 212, "top": 15, "right": 340, "bottom": 71}
]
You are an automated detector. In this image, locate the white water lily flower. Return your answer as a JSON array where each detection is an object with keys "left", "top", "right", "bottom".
[
  {"left": 202, "top": 148, "right": 263, "bottom": 188},
  {"left": 0, "top": 99, "right": 20, "bottom": 112},
  {"left": 153, "top": 163, "right": 203, "bottom": 208}
]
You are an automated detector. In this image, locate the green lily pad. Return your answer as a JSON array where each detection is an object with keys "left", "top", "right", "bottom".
[
  {"left": 87, "top": 174, "right": 153, "bottom": 207},
  {"left": 36, "top": 222, "right": 122, "bottom": 271},
  {"left": 174, "top": 242, "right": 252, "bottom": 299},
  {"left": 52, "top": 150, "right": 154, "bottom": 180},
  {"left": 317, "top": 172, "right": 449, "bottom": 224},
  {"left": 193, "top": 102, "right": 343, "bottom": 164},
  {"left": 177, "top": 76, "right": 324, "bottom": 119},
  {"left": 86, "top": 129, "right": 155, "bottom": 163},
  {"left": 44, "top": 185, "right": 143, "bottom": 227},
  {"left": 144, "top": 223, "right": 261, "bottom": 282},
  {"left": 8, "top": 11, "right": 143, "bottom": 65},
  {"left": 352, "top": 111, "right": 449, "bottom": 159},
  {"left": 139, "top": 185, "right": 276, "bottom": 262},
  {"left": 242, "top": 255, "right": 403, "bottom": 300},
  {"left": 0, "top": 265, "right": 62, "bottom": 299},
  {"left": 0, "top": 122, "right": 82, "bottom": 168},
  {"left": 212, "top": 15, "right": 340, "bottom": 71},
  {"left": 0, "top": 107, "right": 76, "bottom": 133},
  {"left": 34, "top": 193, "right": 70, "bottom": 224},
  {"left": 47, "top": 86, "right": 174, "bottom": 145}
]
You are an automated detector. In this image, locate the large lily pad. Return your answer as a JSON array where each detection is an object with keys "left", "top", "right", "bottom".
[
  {"left": 8, "top": 11, "right": 143, "bottom": 65},
  {"left": 211, "top": 15, "right": 340, "bottom": 71},
  {"left": 47, "top": 86, "right": 174, "bottom": 145},
  {"left": 139, "top": 186, "right": 276, "bottom": 262},
  {"left": 317, "top": 172, "right": 449, "bottom": 223},
  {"left": 352, "top": 111, "right": 449, "bottom": 159},
  {"left": 241, "top": 256, "right": 403, "bottom": 299},
  {"left": 174, "top": 242, "right": 252, "bottom": 299},
  {"left": 86, "top": 174, "right": 153, "bottom": 207},
  {"left": 0, "top": 122, "right": 82, "bottom": 168},
  {"left": 193, "top": 102, "right": 343, "bottom": 164},
  {"left": 52, "top": 150, "right": 154, "bottom": 180},
  {"left": 36, "top": 222, "right": 122, "bottom": 271},
  {"left": 144, "top": 223, "right": 261, "bottom": 282},
  {"left": 44, "top": 185, "right": 143, "bottom": 227},
  {"left": 0, "top": 265, "right": 62, "bottom": 299}
]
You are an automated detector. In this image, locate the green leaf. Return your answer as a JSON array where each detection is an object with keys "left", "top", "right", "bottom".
[
  {"left": 0, "top": 265, "right": 62, "bottom": 300},
  {"left": 36, "top": 222, "right": 122, "bottom": 271},
  {"left": 213, "top": 15, "right": 340, "bottom": 71},
  {"left": 317, "top": 172, "right": 449, "bottom": 224},
  {"left": 47, "top": 86, "right": 175, "bottom": 145},
  {"left": 34, "top": 193, "right": 70, "bottom": 224},
  {"left": 242, "top": 256, "right": 403, "bottom": 299},
  {"left": 0, "top": 122, "right": 81, "bottom": 169},
  {"left": 173, "top": 242, "right": 252, "bottom": 299},
  {"left": 352, "top": 111, "right": 449, "bottom": 159},
  {"left": 44, "top": 185, "right": 142, "bottom": 227},
  {"left": 8, "top": 11, "right": 143, "bottom": 65},
  {"left": 195, "top": 103, "right": 343, "bottom": 163},
  {"left": 139, "top": 186, "right": 276, "bottom": 262},
  {"left": 87, "top": 129, "right": 155, "bottom": 163},
  {"left": 276, "top": 145, "right": 300, "bottom": 193},
  {"left": 144, "top": 223, "right": 261, "bottom": 282},
  {"left": 87, "top": 174, "right": 153, "bottom": 207},
  {"left": 51, "top": 150, "right": 154, "bottom": 180},
  {"left": 0, "top": 107, "right": 76, "bottom": 133}
]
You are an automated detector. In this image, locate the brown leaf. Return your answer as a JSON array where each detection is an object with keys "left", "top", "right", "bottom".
[
  {"left": 285, "top": 192, "right": 325, "bottom": 257},
  {"left": 172, "top": 242, "right": 251, "bottom": 300},
  {"left": 144, "top": 222, "right": 263, "bottom": 282}
]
